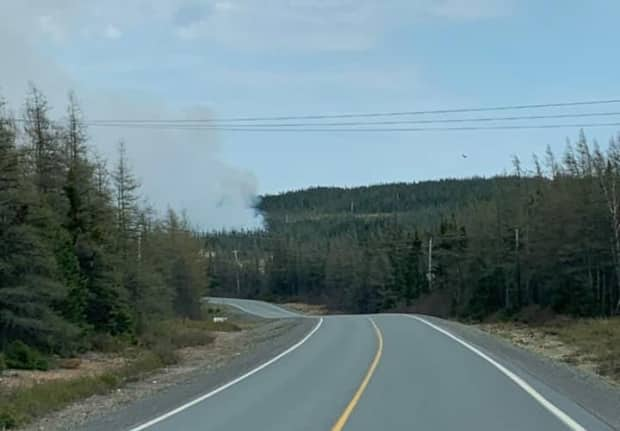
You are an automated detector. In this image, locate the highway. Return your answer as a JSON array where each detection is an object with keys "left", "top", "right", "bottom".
[{"left": 128, "top": 298, "right": 613, "bottom": 431}]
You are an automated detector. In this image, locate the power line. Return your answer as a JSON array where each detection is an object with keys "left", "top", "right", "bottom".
[
  {"left": 206, "top": 98, "right": 620, "bottom": 122},
  {"left": 78, "top": 111, "right": 620, "bottom": 129},
  {"left": 12, "top": 97, "right": 619, "bottom": 124},
  {"left": 80, "top": 121, "right": 620, "bottom": 132}
]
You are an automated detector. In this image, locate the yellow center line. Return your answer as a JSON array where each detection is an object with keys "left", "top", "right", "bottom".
[{"left": 331, "top": 317, "right": 384, "bottom": 431}]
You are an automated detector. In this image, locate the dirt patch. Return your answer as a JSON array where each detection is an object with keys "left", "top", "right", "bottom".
[{"left": 281, "top": 302, "right": 329, "bottom": 315}]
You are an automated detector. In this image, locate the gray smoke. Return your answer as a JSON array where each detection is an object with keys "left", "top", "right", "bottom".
[{"left": 0, "top": 1, "right": 263, "bottom": 231}]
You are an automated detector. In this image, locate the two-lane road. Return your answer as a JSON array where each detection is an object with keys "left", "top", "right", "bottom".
[{"left": 129, "top": 298, "right": 613, "bottom": 431}]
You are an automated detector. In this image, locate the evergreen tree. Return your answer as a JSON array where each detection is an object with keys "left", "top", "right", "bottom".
[{"left": 0, "top": 99, "right": 78, "bottom": 353}]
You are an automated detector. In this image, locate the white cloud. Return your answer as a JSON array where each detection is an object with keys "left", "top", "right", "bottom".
[
  {"left": 214, "top": 1, "right": 237, "bottom": 12},
  {"left": 177, "top": 23, "right": 203, "bottom": 41},
  {"left": 169, "top": 0, "right": 513, "bottom": 51},
  {"left": 9, "top": 1, "right": 515, "bottom": 52},
  {"left": 174, "top": 0, "right": 381, "bottom": 51},
  {"left": 104, "top": 24, "right": 123, "bottom": 40},
  {"left": 38, "top": 15, "right": 66, "bottom": 43},
  {"left": 429, "top": 0, "right": 513, "bottom": 20}
]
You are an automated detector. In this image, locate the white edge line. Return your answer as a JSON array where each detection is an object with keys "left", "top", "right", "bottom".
[
  {"left": 127, "top": 317, "right": 324, "bottom": 431},
  {"left": 407, "top": 315, "right": 586, "bottom": 431},
  {"left": 208, "top": 299, "right": 301, "bottom": 318},
  {"left": 213, "top": 301, "right": 258, "bottom": 316}
]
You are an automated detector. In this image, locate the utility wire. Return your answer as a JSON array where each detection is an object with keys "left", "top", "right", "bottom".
[
  {"left": 77, "top": 111, "right": 620, "bottom": 129},
  {"left": 79, "top": 121, "right": 620, "bottom": 132},
  {"left": 12, "top": 98, "right": 619, "bottom": 124},
  {"left": 204, "top": 98, "right": 620, "bottom": 122}
]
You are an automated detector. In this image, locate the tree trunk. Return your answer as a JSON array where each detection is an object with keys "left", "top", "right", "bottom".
[
  {"left": 597, "top": 168, "right": 620, "bottom": 314},
  {"left": 610, "top": 184, "right": 620, "bottom": 314}
]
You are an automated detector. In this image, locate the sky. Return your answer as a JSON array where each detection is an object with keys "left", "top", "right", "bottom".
[{"left": 1, "top": 1, "right": 620, "bottom": 229}]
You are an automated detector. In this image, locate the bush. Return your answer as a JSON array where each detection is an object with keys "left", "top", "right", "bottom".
[
  {"left": 58, "top": 358, "right": 81, "bottom": 369},
  {"left": 0, "top": 410, "right": 18, "bottom": 429},
  {"left": 5, "top": 341, "right": 49, "bottom": 371},
  {"left": 90, "top": 333, "right": 132, "bottom": 353},
  {"left": 0, "top": 353, "right": 6, "bottom": 372},
  {"left": 171, "top": 328, "right": 214, "bottom": 349},
  {"left": 147, "top": 341, "right": 178, "bottom": 366},
  {"left": 0, "top": 348, "right": 172, "bottom": 429}
]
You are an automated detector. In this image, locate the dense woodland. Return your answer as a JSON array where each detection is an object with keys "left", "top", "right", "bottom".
[
  {"left": 208, "top": 133, "right": 620, "bottom": 319},
  {"left": 0, "top": 87, "right": 207, "bottom": 362}
]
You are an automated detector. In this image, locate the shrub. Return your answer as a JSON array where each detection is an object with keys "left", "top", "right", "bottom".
[
  {"left": 5, "top": 341, "right": 49, "bottom": 371},
  {"left": 58, "top": 358, "right": 81, "bottom": 369},
  {"left": 90, "top": 333, "right": 131, "bottom": 353},
  {"left": 0, "top": 410, "right": 18, "bottom": 429},
  {"left": 148, "top": 339, "right": 178, "bottom": 366},
  {"left": 0, "top": 353, "right": 6, "bottom": 372},
  {"left": 171, "top": 328, "right": 214, "bottom": 349}
]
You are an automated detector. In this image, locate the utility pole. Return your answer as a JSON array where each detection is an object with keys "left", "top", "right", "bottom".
[
  {"left": 515, "top": 227, "right": 520, "bottom": 307},
  {"left": 427, "top": 237, "right": 433, "bottom": 292},
  {"left": 233, "top": 250, "right": 242, "bottom": 297},
  {"left": 137, "top": 231, "right": 142, "bottom": 263}
]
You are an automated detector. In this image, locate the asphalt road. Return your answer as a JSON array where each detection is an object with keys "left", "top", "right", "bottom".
[{"left": 128, "top": 298, "right": 614, "bottom": 431}]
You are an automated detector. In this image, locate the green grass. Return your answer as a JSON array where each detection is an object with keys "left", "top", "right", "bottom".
[
  {"left": 0, "top": 315, "right": 242, "bottom": 429},
  {"left": 139, "top": 318, "right": 239, "bottom": 355},
  {"left": 0, "top": 350, "right": 163, "bottom": 429}
]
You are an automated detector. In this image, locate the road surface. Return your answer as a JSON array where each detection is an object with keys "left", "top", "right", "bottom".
[{"left": 128, "top": 298, "right": 613, "bottom": 431}]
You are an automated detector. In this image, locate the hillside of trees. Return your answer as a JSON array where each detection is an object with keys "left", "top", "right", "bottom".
[
  {"left": 0, "top": 87, "right": 207, "bottom": 364},
  {"left": 207, "top": 132, "right": 620, "bottom": 319}
]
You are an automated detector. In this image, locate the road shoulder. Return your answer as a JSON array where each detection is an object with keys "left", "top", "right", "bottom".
[
  {"left": 420, "top": 315, "right": 620, "bottom": 430},
  {"left": 19, "top": 317, "right": 316, "bottom": 431}
]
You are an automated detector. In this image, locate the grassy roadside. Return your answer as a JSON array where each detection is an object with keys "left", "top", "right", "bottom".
[
  {"left": 479, "top": 312, "right": 620, "bottom": 385},
  {"left": 0, "top": 350, "right": 164, "bottom": 428},
  {"left": 0, "top": 313, "right": 242, "bottom": 430},
  {"left": 279, "top": 302, "right": 329, "bottom": 315},
  {"left": 549, "top": 318, "right": 620, "bottom": 383}
]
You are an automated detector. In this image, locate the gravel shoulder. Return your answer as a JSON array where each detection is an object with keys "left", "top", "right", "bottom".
[
  {"left": 422, "top": 315, "right": 620, "bottom": 430},
  {"left": 19, "top": 316, "right": 316, "bottom": 431}
]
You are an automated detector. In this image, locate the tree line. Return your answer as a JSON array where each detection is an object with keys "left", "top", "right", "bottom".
[
  {"left": 207, "top": 131, "right": 620, "bottom": 319},
  {"left": 0, "top": 86, "right": 207, "bottom": 361}
]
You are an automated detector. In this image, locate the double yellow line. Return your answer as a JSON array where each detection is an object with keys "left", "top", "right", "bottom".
[{"left": 331, "top": 318, "right": 384, "bottom": 431}]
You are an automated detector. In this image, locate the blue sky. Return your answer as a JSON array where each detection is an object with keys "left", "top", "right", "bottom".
[{"left": 2, "top": 1, "right": 620, "bottom": 228}]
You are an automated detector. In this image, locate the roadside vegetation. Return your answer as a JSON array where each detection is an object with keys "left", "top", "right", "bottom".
[
  {"left": 0, "top": 87, "right": 222, "bottom": 429},
  {"left": 554, "top": 318, "right": 620, "bottom": 383},
  {"left": 0, "top": 306, "right": 242, "bottom": 429},
  {"left": 480, "top": 307, "right": 620, "bottom": 385},
  {"left": 205, "top": 132, "right": 620, "bottom": 386},
  {"left": 281, "top": 303, "right": 329, "bottom": 315},
  {"left": 208, "top": 132, "right": 620, "bottom": 322}
]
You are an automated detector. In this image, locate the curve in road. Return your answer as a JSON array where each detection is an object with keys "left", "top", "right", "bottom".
[
  {"left": 208, "top": 297, "right": 304, "bottom": 319},
  {"left": 127, "top": 298, "right": 613, "bottom": 431}
]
